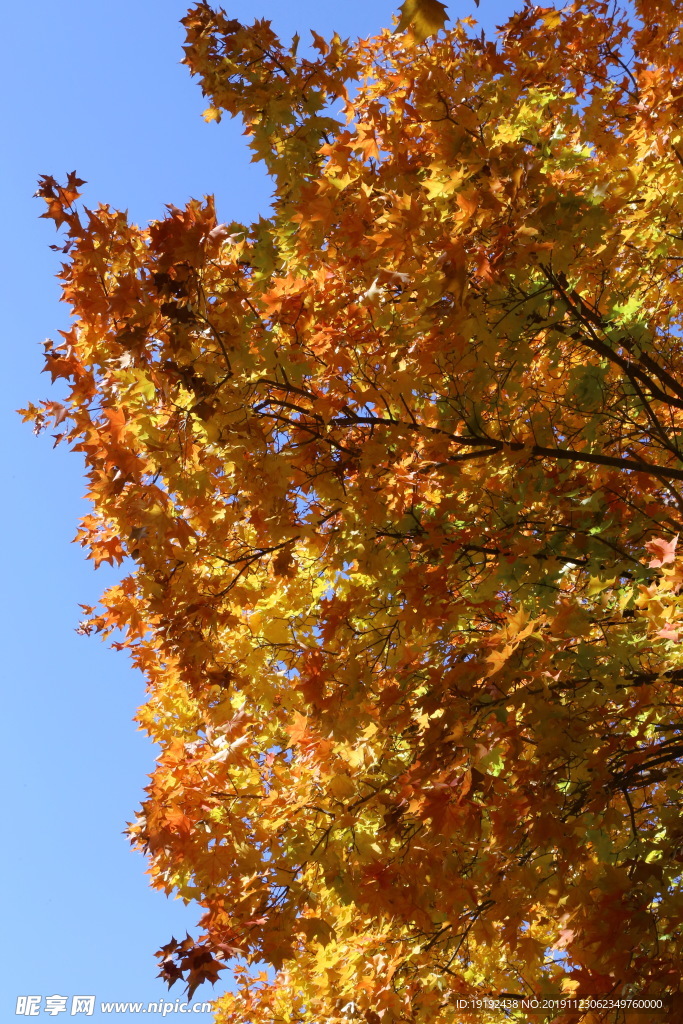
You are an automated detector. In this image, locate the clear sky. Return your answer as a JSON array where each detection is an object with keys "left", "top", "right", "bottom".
[{"left": 3, "top": 1, "right": 516, "bottom": 1019}]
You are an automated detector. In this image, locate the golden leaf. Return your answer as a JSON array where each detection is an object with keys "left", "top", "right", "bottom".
[{"left": 396, "top": 0, "right": 448, "bottom": 43}]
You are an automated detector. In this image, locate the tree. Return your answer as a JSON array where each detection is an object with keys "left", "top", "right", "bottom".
[{"left": 24, "top": 0, "right": 683, "bottom": 1019}]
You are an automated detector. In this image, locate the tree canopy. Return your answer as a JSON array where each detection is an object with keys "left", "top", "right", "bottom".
[{"left": 25, "top": 0, "right": 683, "bottom": 1019}]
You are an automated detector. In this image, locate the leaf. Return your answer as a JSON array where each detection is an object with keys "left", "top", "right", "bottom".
[
  {"left": 657, "top": 626, "right": 680, "bottom": 641},
  {"left": 645, "top": 535, "right": 678, "bottom": 567},
  {"left": 585, "top": 575, "right": 616, "bottom": 597},
  {"left": 396, "top": 0, "right": 448, "bottom": 43},
  {"left": 31, "top": 3, "right": 683, "bottom": 1019},
  {"left": 287, "top": 711, "right": 308, "bottom": 745}
]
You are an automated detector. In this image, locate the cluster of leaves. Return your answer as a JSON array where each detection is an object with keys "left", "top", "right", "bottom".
[{"left": 25, "top": 0, "right": 683, "bottom": 1020}]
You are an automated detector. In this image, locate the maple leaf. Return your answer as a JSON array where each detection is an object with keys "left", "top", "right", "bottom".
[
  {"left": 31, "top": 2, "right": 683, "bottom": 1019},
  {"left": 206, "top": 223, "right": 231, "bottom": 243},
  {"left": 155, "top": 935, "right": 225, "bottom": 998},
  {"left": 657, "top": 626, "right": 680, "bottom": 641},
  {"left": 645, "top": 535, "right": 678, "bottom": 567},
  {"left": 287, "top": 711, "right": 308, "bottom": 745},
  {"left": 183, "top": 946, "right": 225, "bottom": 1000},
  {"left": 396, "top": 0, "right": 448, "bottom": 43}
]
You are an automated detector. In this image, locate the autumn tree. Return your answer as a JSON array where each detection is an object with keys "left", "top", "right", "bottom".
[{"left": 25, "top": 0, "right": 683, "bottom": 1019}]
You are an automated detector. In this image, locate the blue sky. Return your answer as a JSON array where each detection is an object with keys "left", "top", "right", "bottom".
[{"left": 3, "top": 1, "right": 516, "bottom": 1019}]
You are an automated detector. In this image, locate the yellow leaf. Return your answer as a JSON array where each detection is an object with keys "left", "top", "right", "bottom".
[
  {"left": 543, "top": 10, "right": 562, "bottom": 30},
  {"left": 486, "top": 644, "right": 513, "bottom": 677},
  {"left": 586, "top": 575, "right": 616, "bottom": 597},
  {"left": 396, "top": 0, "right": 448, "bottom": 43},
  {"left": 506, "top": 606, "right": 530, "bottom": 639},
  {"left": 327, "top": 171, "right": 355, "bottom": 191}
]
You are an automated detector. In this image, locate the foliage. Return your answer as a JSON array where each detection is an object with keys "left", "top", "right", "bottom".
[
  {"left": 397, "top": 0, "right": 449, "bottom": 43},
  {"left": 24, "top": 0, "right": 683, "bottom": 1020}
]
